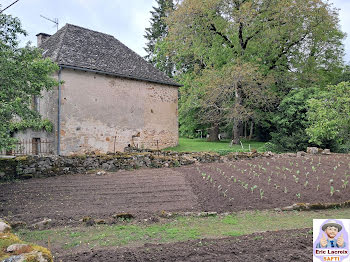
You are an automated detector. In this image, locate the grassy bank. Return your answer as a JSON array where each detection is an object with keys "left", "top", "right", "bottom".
[{"left": 16, "top": 208, "right": 350, "bottom": 252}]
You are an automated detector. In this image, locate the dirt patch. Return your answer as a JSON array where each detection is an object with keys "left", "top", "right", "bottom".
[
  {"left": 56, "top": 228, "right": 313, "bottom": 261},
  {"left": 1, "top": 154, "right": 348, "bottom": 261},
  {"left": 0, "top": 168, "right": 199, "bottom": 226},
  {"left": 1, "top": 154, "right": 349, "bottom": 226}
]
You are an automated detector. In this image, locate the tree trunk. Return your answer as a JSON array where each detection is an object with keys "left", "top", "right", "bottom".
[
  {"left": 249, "top": 120, "right": 254, "bottom": 140},
  {"left": 244, "top": 121, "right": 247, "bottom": 139},
  {"left": 207, "top": 123, "right": 220, "bottom": 142},
  {"left": 232, "top": 119, "right": 241, "bottom": 144},
  {"left": 232, "top": 83, "right": 243, "bottom": 144}
]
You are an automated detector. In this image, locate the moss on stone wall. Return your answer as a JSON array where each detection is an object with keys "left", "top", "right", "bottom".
[
  {"left": 0, "top": 228, "right": 53, "bottom": 261},
  {"left": 0, "top": 151, "right": 274, "bottom": 182}
]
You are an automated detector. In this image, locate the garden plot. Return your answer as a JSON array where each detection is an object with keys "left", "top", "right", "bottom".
[
  {"left": 185, "top": 154, "right": 350, "bottom": 212},
  {"left": 0, "top": 168, "right": 199, "bottom": 226},
  {"left": 0, "top": 154, "right": 349, "bottom": 227}
]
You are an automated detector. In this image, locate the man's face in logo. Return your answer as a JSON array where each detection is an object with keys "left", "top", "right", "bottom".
[{"left": 325, "top": 226, "right": 339, "bottom": 239}]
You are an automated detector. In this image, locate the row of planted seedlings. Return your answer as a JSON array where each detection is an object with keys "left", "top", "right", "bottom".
[
  {"left": 228, "top": 156, "right": 350, "bottom": 202},
  {"left": 195, "top": 164, "right": 268, "bottom": 208},
  {"left": 195, "top": 154, "right": 350, "bottom": 205}
]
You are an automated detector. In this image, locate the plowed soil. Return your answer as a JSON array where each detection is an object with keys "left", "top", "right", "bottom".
[
  {"left": 0, "top": 154, "right": 349, "bottom": 261},
  {"left": 56, "top": 228, "right": 313, "bottom": 262},
  {"left": 0, "top": 168, "right": 199, "bottom": 226},
  {"left": 1, "top": 154, "right": 349, "bottom": 225}
]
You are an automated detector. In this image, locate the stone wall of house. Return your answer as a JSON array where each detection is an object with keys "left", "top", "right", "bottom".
[
  {"left": 0, "top": 151, "right": 274, "bottom": 181},
  {"left": 10, "top": 76, "right": 59, "bottom": 156},
  {"left": 13, "top": 129, "right": 55, "bottom": 155},
  {"left": 58, "top": 68, "right": 178, "bottom": 155}
]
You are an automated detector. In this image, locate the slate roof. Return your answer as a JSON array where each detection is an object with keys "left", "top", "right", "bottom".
[{"left": 40, "top": 24, "right": 180, "bottom": 87}]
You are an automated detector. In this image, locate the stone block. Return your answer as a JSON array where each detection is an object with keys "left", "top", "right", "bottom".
[
  {"left": 297, "top": 151, "right": 306, "bottom": 157},
  {"left": 322, "top": 149, "right": 331, "bottom": 155},
  {"left": 306, "top": 147, "right": 319, "bottom": 154},
  {"left": 7, "top": 244, "right": 31, "bottom": 253},
  {"left": 0, "top": 221, "right": 11, "bottom": 233}
]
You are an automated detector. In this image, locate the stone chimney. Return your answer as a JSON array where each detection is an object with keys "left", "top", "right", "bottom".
[{"left": 36, "top": 33, "right": 51, "bottom": 47}]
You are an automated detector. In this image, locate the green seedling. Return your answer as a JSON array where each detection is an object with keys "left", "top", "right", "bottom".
[
  {"left": 259, "top": 189, "right": 264, "bottom": 199},
  {"left": 296, "top": 193, "right": 301, "bottom": 199},
  {"left": 284, "top": 187, "right": 288, "bottom": 194},
  {"left": 293, "top": 175, "right": 299, "bottom": 183},
  {"left": 267, "top": 176, "right": 271, "bottom": 185},
  {"left": 341, "top": 180, "right": 349, "bottom": 189},
  {"left": 251, "top": 185, "right": 258, "bottom": 193}
]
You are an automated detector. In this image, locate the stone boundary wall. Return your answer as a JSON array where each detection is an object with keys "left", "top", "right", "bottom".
[{"left": 0, "top": 150, "right": 275, "bottom": 181}]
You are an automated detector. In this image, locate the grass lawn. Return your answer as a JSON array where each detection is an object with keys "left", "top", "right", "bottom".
[
  {"left": 164, "top": 137, "right": 265, "bottom": 153},
  {"left": 16, "top": 208, "right": 350, "bottom": 251}
]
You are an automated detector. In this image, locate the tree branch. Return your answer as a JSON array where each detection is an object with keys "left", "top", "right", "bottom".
[
  {"left": 239, "top": 22, "right": 245, "bottom": 50},
  {"left": 269, "top": 32, "right": 309, "bottom": 70},
  {"left": 209, "top": 23, "right": 235, "bottom": 49}
]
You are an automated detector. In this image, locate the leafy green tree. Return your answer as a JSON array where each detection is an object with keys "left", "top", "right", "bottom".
[
  {"left": 163, "top": 0, "right": 345, "bottom": 143},
  {"left": 270, "top": 87, "right": 319, "bottom": 152},
  {"left": 0, "top": 12, "right": 59, "bottom": 151},
  {"left": 306, "top": 82, "right": 350, "bottom": 152},
  {"left": 333, "top": 65, "right": 350, "bottom": 84},
  {"left": 144, "top": 0, "right": 175, "bottom": 77}
]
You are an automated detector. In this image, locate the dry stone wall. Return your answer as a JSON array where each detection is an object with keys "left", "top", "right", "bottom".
[{"left": 0, "top": 150, "right": 274, "bottom": 181}]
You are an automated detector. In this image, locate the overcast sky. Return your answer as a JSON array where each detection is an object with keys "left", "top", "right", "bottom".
[{"left": 1, "top": 0, "right": 350, "bottom": 62}]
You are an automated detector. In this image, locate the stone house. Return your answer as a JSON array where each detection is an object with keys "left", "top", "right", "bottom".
[{"left": 15, "top": 24, "right": 180, "bottom": 155}]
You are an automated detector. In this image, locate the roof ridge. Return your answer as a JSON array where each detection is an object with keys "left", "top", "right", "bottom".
[{"left": 65, "top": 23, "right": 115, "bottom": 39}]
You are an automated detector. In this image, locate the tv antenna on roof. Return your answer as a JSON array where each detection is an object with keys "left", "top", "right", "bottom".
[
  {"left": 0, "top": 0, "right": 20, "bottom": 13},
  {"left": 40, "top": 15, "right": 59, "bottom": 31}
]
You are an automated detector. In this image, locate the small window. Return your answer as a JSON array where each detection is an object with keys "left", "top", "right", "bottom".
[{"left": 31, "top": 95, "right": 40, "bottom": 112}]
